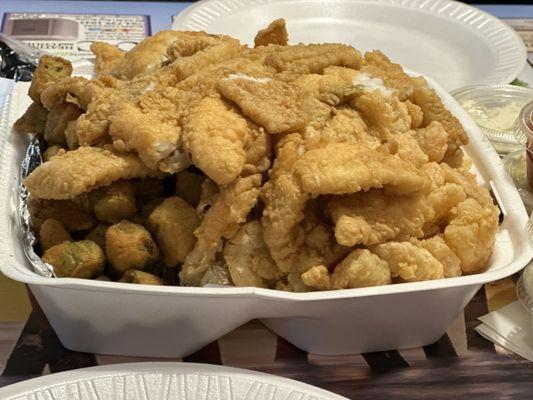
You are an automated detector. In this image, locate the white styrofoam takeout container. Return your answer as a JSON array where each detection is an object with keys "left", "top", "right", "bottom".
[{"left": 0, "top": 70, "right": 532, "bottom": 358}]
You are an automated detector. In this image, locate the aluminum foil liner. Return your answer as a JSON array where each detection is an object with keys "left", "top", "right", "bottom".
[
  {"left": 19, "top": 137, "right": 55, "bottom": 278},
  {"left": 0, "top": 33, "right": 42, "bottom": 82}
]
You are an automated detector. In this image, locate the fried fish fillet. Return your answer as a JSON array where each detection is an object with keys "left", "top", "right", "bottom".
[
  {"left": 263, "top": 43, "right": 362, "bottom": 74},
  {"left": 109, "top": 30, "right": 186, "bottom": 79},
  {"left": 223, "top": 220, "right": 281, "bottom": 288},
  {"left": 371, "top": 241, "right": 445, "bottom": 282},
  {"left": 327, "top": 190, "right": 434, "bottom": 247},
  {"left": 217, "top": 74, "right": 306, "bottom": 133},
  {"left": 180, "top": 174, "right": 262, "bottom": 286},
  {"left": 330, "top": 249, "right": 391, "bottom": 289},
  {"left": 254, "top": 18, "right": 289, "bottom": 47},
  {"left": 14, "top": 102, "right": 48, "bottom": 134},
  {"left": 91, "top": 42, "right": 125, "bottom": 76},
  {"left": 444, "top": 198, "right": 499, "bottom": 274},
  {"left": 24, "top": 146, "right": 162, "bottom": 199},
  {"left": 411, "top": 76, "right": 468, "bottom": 153},
  {"left": 261, "top": 134, "right": 309, "bottom": 273},
  {"left": 182, "top": 96, "right": 249, "bottom": 185},
  {"left": 293, "top": 142, "right": 427, "bottom": 196}
]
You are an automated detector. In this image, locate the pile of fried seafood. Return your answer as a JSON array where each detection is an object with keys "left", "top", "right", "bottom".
[{"left": 15, "top": 19, "right": 499, "bottom": 291}]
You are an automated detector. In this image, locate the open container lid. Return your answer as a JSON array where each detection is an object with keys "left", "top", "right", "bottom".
[{"left": 452, "top": 85, "right": 533, "bottom": 154}]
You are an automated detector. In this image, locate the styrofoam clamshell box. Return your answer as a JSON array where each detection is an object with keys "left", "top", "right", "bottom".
[{"left": 0, "top": 71, "right": 531, "bottom": 358}]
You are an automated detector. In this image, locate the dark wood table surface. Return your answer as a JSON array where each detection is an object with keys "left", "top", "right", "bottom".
[{"left": 0, "top": 281, "right": 532, "bottom": 399}]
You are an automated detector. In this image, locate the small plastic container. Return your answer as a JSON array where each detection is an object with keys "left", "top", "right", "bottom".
[
  {"left": 514, "top": 102, "right": 533, "bottom": 189},
  {"left": 502, "top": 150, "right": 533, "bottom": 214},
  {"left": 516, "top": 261, "right": 533, "bottom": 334},
  {"left": 452, "top": 85, "right": 533, "bottom": 154}
]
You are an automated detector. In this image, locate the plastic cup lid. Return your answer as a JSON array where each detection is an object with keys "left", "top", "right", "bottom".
[
  {"left": 517, "top": 263, "right": 533, "bottom": 315},
  {"left": 452, "top": 85, "right": 533, "bottom": 146},
  {"left": 513, "top": 101, "right": 533, "bottom": 148}
]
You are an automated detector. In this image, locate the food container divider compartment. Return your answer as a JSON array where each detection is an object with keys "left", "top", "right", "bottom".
[{"left": 0, "top": 73, "right": 531, "bottom": 357}]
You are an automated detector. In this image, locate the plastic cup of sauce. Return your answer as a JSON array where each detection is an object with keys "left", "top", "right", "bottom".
[{"left": 515, "top": 102, "right": 533, "bottom": 189}]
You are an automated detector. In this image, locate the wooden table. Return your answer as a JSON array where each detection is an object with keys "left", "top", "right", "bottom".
[{"left": 0, "top": 279, "right": 532, "bottom": 399}]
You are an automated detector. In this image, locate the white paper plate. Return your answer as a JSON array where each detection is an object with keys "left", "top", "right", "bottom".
[
  {"left": 172, "top": 0, "right": 526, "bottom": 91},
  {"left": 0, "top": 362, "right": 347, "bottom": 400}
]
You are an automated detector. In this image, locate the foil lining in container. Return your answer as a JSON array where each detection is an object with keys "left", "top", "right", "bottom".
[{"left": 19, "top": 137, "right": 55, "bottom": 278}]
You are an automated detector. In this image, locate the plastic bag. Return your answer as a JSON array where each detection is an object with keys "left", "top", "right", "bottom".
[{"left": 0, "top": 33, "right": 43, "bottom": 81}]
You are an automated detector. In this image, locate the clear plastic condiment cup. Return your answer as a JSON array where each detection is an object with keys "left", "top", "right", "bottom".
[
  {"left": 452, "top": 85, "right": 533, "bottom": 154},
  {"left": 513, "top": 101, "right": 533, "bottom": 190}
]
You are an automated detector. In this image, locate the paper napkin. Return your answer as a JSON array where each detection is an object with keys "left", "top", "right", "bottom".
[{"left": 476, "top": 301, "right": 533, "bottom": 361}]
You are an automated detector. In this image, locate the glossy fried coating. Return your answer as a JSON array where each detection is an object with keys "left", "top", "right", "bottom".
[
  {"left": 90, "top": 180, "right": 136, "bottom": 224},
  {"left": 90, "top": 41, "right": 125, "bottom": 76},
  {"left": 418, "top": 236, "right": 462, "bottom": 278},
  {"left": 180, "top": 174, "right": 261, "bottom": 286},
  {"left": 444, "top": 198, "right": 499, "bottom": 274},
  {"left": 119, "top": 269, "right": 162, "bottom": 285},
  {"left": 108, "top": 98, "right": 186, "bottom": 172},
  {"left": 217, "top": 74, "right": 306, "bottom": 134},
  {"left": 327, "top": 191, "right": 433, "bottom": 247},
  {"left": 300, "top": 265, "right": 330, "bottom": 291},
  {"left": 24, "top": 146, "right": 163, "bottom": 200},
  {"left": 106, "top": 220, "right": 159, "bottom": 273},
  {"left": 28, "top": 55, "right": 72, "bottom": 103},
  {"left": 414, "top": 121, "right": 449, "bottom": 163},
  {"left": 156, "top": 33, "right": 243, "bottom": 86},
  {"left": 330, "top": 249, "right": 391, "bottom": 289},
  {"left": 411, "top": 76, "right": 468, "bottom": 153},
  {"left": 261, "top": 134, "right": 309, "bottom": 273},
  {"left": 147, "top": 196, "right": 200, "bottom": 267},
  {"left": 110, "top": 30, "right": 185, "bottom": 79},
  {"left": 182, "top": 97, "right": 249, "bottom": 185},
  {"left": 175, "top": 170, "right": 204, "bottom": 206},
  {"left": 263, "top": 43, "right": 362, "bottom": 74},
  {"left": 39, "top": 218, "right": 72, "bottom": 251},
  {"left": 44, "top": 102, "right": 83, "bottom": 146},
  {"left": 294, "top": 142, "right": 427, "bottom": 196},
  {"left": 30, "top": 198, "right": 95, "bottom": 232},
  {"left": 85, "top": 224, "right": 108, "bottom": 251},
  {"left": 40, "top": 77, "right": 115, "bottom": 147},
  {"left": 14, "top": 102, "right": 48, "bottom": 134},
  {"left": 371, "top": 242, "right": 444, "bottom": 282},
  {"left": 359, "top": 51, "right": 414, "bottom": 100},
  {"left": 254, "top": 18, "right": 289, "bottom": 47},
  {"left": 42, "top": 145, "right": 64, "bottom": 162},
  {"left": 20, "top": 22, "right": 500, "bottom": 291},
  {"left": 42, "top": 240, "right": 105, "bottom": 279}
]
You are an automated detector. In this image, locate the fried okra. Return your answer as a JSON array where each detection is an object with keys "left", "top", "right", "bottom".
[
  {"left": 28, "top": 55, "right": 73, "bottom": 103},
  {"left": 105, "top": 220, "right": 159, "bottom": 273},
  {"left": 175, "top": 170, "right": 204, "bottom": 207},
  {"left": 42, "top": 145, "right": 64, "bottom": 162},
  {"left": 90, "top": 180, "right": 136, "bottom": 224},
  {"left": 30, "top": 198, "right": 95, "bottom": 232},
  {"left": 147, "top": 196, "right": 200, "bottom": 267},
  {"left": 39, "top": 218, "right": 72, "bottom": 251},
  {"left": 13, "top": 102, "right": 48, "bottom": 134},
  {"left": 42, "top": 240, "right": 105, "bottom": 278},
  {"left": 85, "top": 224, "right": 109, "bottom": 251},
  {"left": 119, "top": 269, "right": 162, "bottom": 285}
]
